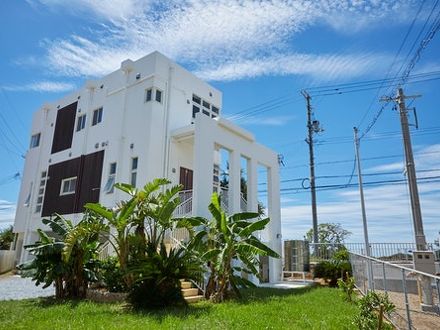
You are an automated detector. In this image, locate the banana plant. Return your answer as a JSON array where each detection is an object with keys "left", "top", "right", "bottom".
[{"left": 188, "top": 193, "right": 280, "bottom": 302}]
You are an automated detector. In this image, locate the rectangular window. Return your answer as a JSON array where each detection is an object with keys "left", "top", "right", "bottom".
[
  {"left": 192, "top": 105, "right": 200, "bottom": 118},
  {"left": 202, "top": 100, "right": 210, "bottom": 109},
  {"left": 192, "top": 94, "right": 201, "bottom": 104},
  {"left": 104, "top": 162, "right": 117, "bottom": 193},
  {"left": 76, "top": 114, "right": 86, "bottom": 131},
  {"left": 212, "top": 106, "right": 219, "bottom": 114},
  {"left": 30, "top": 133, "right": 41, "bottom": 148},
  {"left": 146, "top": 88, "right": 152, "bottom": 102},
  {"left": 92, "top": 107, "right": 103, "bottom": 126},
  {"left": 130, "top": 157, "right": 138, "bottom": 186},
  {"left": 155, "top": 89, "right": 162, "bottom": 103},
  {"left": 60, "top": 176, "right": 77, "bottom": 196},
  {"left": 202, "top": 110, "right": 210, "bottom": 116}
]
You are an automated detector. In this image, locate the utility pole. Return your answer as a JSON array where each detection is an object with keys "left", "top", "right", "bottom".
[
  {"left": 302, "top": 90, "right": 322, "bottom": 244},
  {"left": 382, "top": 88, "right": 426, "bottom": 250},
  {"left": 382, "top": 88, "right": 436, "bottom": 312},
  {"left": 353, "top": 127, "right": 373, "bottom": 290}
]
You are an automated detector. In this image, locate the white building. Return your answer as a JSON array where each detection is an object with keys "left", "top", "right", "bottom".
[{"left": 13, "top": 51, "right": 282, "bottom": 283}]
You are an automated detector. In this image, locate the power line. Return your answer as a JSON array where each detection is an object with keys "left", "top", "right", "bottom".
[
  {"left": 258, "top": 168, "right": 440, "bottom": 185},
  {"left": 281, "top": 150, "right": 440, "bottom": 170},
  {"left": 358, "top": 1, "right": 440, "bottom": 140},
  {"left": 259, "top": 176, "right": 440, "bottom": 194}
]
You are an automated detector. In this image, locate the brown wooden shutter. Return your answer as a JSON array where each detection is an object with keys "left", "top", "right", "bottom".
[{"left": 51, "top": 102, "right": 77, "bottom": 154}]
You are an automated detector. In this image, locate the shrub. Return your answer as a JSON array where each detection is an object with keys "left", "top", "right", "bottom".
[
  {"left": 97, "top": 257, "right": 128, "bottom": 293},
  {"left": 353, "top": 291, "right": 395, "bottom": 330},
  {"left": 314, "top": 259, "right": 351, "bottom": 287},
  {"left": 127, "top": 244, "right": 203, "bottom": 309},
  {"left": 337, "top": 273, "right": 355, "bottom": 302}
]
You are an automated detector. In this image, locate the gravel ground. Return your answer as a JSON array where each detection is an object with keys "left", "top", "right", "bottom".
[{"left": 0, "top": 274, "right": 54, "bottom": 300}]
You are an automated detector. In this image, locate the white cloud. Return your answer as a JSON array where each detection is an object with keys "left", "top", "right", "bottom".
[
  {"left": 231, "top": 115, "right": 296, "bottom": 127},
  {"left": 195, "top": 52, "right": 392, "bottom": 81},
  {"left": 367, "top": 144, "right": 440, "bottom": 173},
  {"left": 0, "top": 200, "right": 15, "bottom": 230},
  {"left": 2, "top": 81, "right": 76, "bottom": 93},
  {"left": 27, "top": 0, "right": 418, "bottom": 81}
]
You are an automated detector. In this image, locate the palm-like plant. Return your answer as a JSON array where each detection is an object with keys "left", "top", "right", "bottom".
[
  {"left": 188, "top": 193, "right": 280, "bottom": 302},
  {"left": 21, "top": 214, "right": 105, "bottom": 299}
]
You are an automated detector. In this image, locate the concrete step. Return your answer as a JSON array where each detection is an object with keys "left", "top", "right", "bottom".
[
  {"left": 181, "top": 288, "right": 199, "bottom": 297},
  {"left": 181, "top": 281, "right": 192, "bottom": 289},
  {"left": 184, "top": 294, "right": 204, "bottom": 304}
]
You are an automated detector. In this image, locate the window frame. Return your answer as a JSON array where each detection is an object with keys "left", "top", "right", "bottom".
[
  {"left": 145, "top": 88, "right": 153, "bottom": 102},
  {"left": 76, "top": 114, "right": 87, "bottom": 132},
  {"left": 104, "top": 162, "right": 117, "bottom": 194},
  {"left": 60, "top": 176, "right": 77, "bottom": 196},
  {"left": 155, "top": 89, "right": 163, "bottom": 103},
  {"left": 130, "top": 157, "right": 138, "bottom": 186},
  {"left": 92, "top": 107, "right": 103, "bottom": 126},
  {"left": 30, "top": 133, "right": 41, "bottom": 149}
]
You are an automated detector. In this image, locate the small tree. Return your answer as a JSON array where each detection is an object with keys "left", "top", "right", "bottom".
[
  {"left": 21, "top": 214, "right": 105, "bottom": 299},
  {"left": 189, "top": 193, "right": 280, "bottom": 302},
  {"left": 306, "top": 223, "right": 351, "bottom": 245},
  {"left": 0, "top": 225, "right": 14, "bottom": 250}
]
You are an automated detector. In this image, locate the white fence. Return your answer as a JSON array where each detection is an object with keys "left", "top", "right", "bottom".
[
  {"left": 350, "top": 252, "right": 440, "bottom": 330},
  {"left": 0, "top": 250, "right": 16, "bottom": 273}
]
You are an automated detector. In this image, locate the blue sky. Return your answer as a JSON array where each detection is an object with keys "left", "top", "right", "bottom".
[{"left": 1, "top": 1, "right": 439, "bottom": 244}]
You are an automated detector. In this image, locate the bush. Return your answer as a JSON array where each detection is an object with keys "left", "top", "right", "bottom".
[
  {"left": 127, "top": 245, "right": 202, "bottom": 309},
  {"left": 314, "top": 259, "right": 351, "bottom": 287},
  {"left": 97, "top": 257, "right": 128, "bottom": 293},
  {"left": 337, "top": 274, "right": 355, "bottom": 302},
  {"left": 353, "top": 291, "right": 395, "bottom": 330}
]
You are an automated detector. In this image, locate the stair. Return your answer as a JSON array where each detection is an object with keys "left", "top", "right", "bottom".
[{"left": 180, "top": 280, "right": 204, "bottom": 304}]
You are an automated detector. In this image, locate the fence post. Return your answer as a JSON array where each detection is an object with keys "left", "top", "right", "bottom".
[
  {"left": 382, "top": 263, "right": 387, "bottom": 293},
  {"left": 401, "top": 269, "right": 412, "bottom": 330}
]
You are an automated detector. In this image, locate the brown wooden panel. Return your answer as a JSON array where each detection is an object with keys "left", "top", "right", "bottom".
[
  {"left": 76, "top": 150, "right": 104, "bottom": 213},
  {"left": 51, "top": 102, "right": 77, "bottom": 154},
  {"left": 42, "top": 157, "right": 80, "bottom": 216},
  {"left": 41, "top": 150, "right": 105, "bottom": 216},
  {"left": 179, "top": 167, "right": 193, "bottom": 190}
]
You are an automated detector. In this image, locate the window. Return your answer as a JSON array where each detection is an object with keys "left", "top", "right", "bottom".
[
  {"left": 191, "top": 93, "right": 220, "bottom": 122},
  {"left": 192, "top": 105, "right": 200, "bottom": 118},
  {"left": 30, "top": 133, "right": 41, "bottom": 148},
  {"left": 24, "top": 182, "right": 33, "bottom": 207},
  {"left": 104, "top": 162, "right": 117, "bottom": 193},
  {"left": 130, "top": 157, "right": 138, "bottom": 186},
  {"left": 202, "top": 100, "right": 210, "bottom": 109},
  {"left": 145, "top": 88, "right": 152, "bottom": 102},
  {"left": 60, "top": 177, "right": 77, "bottom": 196},
  {"left": 76, "top": 114, "right": 86, "bottom": 131},
  {"left": 155, "top": 89, "right": 162, "bottom": 103},
  {"left": 92, "top": 107, "right": 103, "bottom": 126},
  {"left": 192, "top": 94, "right": 201, "bottom": 104}
]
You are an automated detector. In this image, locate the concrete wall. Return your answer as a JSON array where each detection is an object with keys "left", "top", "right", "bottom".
[{"left": 0, "top": 250, "right": 16, "bottom": 273}]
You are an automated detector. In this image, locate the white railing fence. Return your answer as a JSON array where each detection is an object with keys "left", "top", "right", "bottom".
[
  {"left": 350, "top": 252, "right": 440, "bottom": 330},
  {"left": 309, "top": 243, "right": 439, "bottom": 263}
]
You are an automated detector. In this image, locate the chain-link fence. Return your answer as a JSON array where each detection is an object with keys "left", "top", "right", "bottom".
[{"left": 350, "top": 252, "right": 440, "bottom": 329}]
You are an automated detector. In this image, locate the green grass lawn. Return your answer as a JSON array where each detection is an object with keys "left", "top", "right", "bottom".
[{"left": 0, "top": 287, "right": 357, "bottom": 330}]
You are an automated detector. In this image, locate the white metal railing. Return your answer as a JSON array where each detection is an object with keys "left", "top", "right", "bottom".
[
  {"left": 219, "top": 187, "right": 248, "bottom": 213},
  {"left": 97, "top": 241, "right": 111, "bottom": 261},
  {"left": 350, "top": 252, "right": 440, "bottom": 330},
  {"left": 308, "top": 242, "right": 439, "bottom": 262}
]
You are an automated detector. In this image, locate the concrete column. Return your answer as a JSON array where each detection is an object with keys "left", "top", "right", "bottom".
[
  {"left": 193, "top": 116, "right": 214, "bottom": 218},
  {"left": 247, "top": 158, "right": 258, "bottom": 213},
  {"left": 267, "top": 163, "right": 282, "bottom": 283},
  {"left": 229, "top": 150, "right": 241, "bottom": 214}
]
